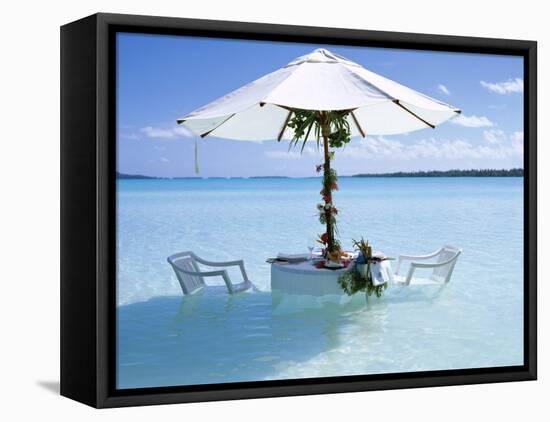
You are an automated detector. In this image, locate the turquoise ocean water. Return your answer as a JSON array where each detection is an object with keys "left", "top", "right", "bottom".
[{"left": 116, "top": 177, "right": 523, "bottom": 389}]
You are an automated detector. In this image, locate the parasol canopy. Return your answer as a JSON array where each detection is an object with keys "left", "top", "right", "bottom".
[{"left": 177, "top": 48, "right": 461, "bottom": 141}]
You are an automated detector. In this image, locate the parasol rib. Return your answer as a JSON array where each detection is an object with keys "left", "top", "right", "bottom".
[
  {"left": 278, "top": 111, "right": 293, "bottom": 141},
  {"left": 198, "top": 113, "right": 236, "bottom": 138},
  {"left": 350, "top": 111, "right": 366, "bottom": 138},
  {"left": 392, "top": 100, "right": 435, "bottom": 129}
]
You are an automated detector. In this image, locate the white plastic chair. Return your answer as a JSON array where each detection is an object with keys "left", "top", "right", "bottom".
[
  {"left": 393, "top": 245, "right": 462, "bottom": 286},
  {"left": 167, "top": 251, "right": 253, "bottom": 295}
]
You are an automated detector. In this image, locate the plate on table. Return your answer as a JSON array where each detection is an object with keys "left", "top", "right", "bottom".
[{"left": 276, "top": 253, "right": 309, "bottom": 263}]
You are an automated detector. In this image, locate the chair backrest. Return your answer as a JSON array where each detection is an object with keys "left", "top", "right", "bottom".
[
  {"left": 430, "top": 245, "right": 461, "bottom": 283},
  {"left": 168, "top": 253, "right": 205, "bottom": 295}
]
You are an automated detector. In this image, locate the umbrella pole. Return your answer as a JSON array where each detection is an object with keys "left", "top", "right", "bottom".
[{"left": 320, "top": 112, "right": 336, "bottom": 257}]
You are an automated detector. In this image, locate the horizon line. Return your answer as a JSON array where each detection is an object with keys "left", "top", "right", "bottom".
[{"left": 116, "top": 168, "right": 525, "bottom": 180}]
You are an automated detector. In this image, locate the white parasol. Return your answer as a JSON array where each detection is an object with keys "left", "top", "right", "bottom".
[{"left": 177, "top": 48, "right": 460, "bottom": 141}]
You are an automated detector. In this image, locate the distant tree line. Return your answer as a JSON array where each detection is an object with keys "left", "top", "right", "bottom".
[
  {"left": 116, "top": 172, "right": 159, "bottom": 179},
  {"left": 352, "top": 168, "right": 524, "bottom": 177},
  {"left": 117, "top": 169, "right": 524, "bottom": 179}
]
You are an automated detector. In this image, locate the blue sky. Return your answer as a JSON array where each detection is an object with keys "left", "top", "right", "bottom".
[{"left": 117, "top": 33, "right": 524, "bottom": 177}]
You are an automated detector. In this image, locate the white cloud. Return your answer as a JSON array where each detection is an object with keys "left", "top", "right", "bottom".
[
  {"left": 173, "top": 126, "right": 194, "bottom": 137},
  {"left": 265, "top": 150, "right": 302, "bottom": 160},
  {"left": 511, "top": 131, "right": 524, "bottom": 142},
  {"left": 480, "top": 78, "right": 523, "bottom": 94},
  {"left": 483, "top": 129, "right": 506, "bottom": 144},
  {"left": 159, "top": 157, "right": 170, "bottom": 163},
  {"left": 264, "top": 146, "right": 321, "bottom": 160},
  {"left": 450, "top": 114, "right": 495, "bottom": 128},
  {"left": 335, "top": 135, "right": 522, "bottom": 162},
  {"left": 141, "top": 126, "right": 175, "bottom": 138},
  {"left": 437, "top": 84, "right": 450, "bottom": 95},
  {"left": 484, "top": 130, "right": 524, "bottom": 146},
  {"left": 140, "top": 125, "right": 194, "bottom": 139},
  {"left": 265, "top": 132, "right": 523, "bottom": 165}
]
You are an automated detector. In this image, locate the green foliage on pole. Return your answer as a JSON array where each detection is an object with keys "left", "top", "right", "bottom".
[{"left": 284, "top": 109, "right": 352, "bottom": 258}]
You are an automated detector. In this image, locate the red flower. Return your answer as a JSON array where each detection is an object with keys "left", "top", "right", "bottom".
[
  {"left": 330, "top": 182, "right": 339, "bottom": 191},
  {"left": 323, "top": 195, "right": 332, "bottom": 203},
  {"left": 320, "top": 188, "right": 326, "bottom": 196},
  {"left": 319, "top": 232, "right": 329, "bottom": 244}
]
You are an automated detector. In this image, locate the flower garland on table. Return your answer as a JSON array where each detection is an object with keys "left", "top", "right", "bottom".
[
  {"left": 337, "top": 238, "right": 389, "bottom": 298},
  {"left": 315, "top": 163, "right": 343, "bottom": 261}
]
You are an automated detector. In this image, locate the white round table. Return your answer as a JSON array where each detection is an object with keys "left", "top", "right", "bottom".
[{"left": 270, "top": 260, "right": 350, "bottom": 297}]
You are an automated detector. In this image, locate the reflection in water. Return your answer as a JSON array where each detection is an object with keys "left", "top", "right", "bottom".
[
  {"left": 117, "top": 289, "right": 367, "bottom": 389},
  {"left": 118, "top": 284, "right": 458, "bottom": 389}
]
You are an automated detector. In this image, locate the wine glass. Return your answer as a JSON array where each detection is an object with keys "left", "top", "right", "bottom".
[{"left": 307, "top": 238, "right": 315, "bottom": 260}]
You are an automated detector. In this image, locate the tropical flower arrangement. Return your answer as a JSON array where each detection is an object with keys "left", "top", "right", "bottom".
[
  {"left": 337, "top": 238, "right": 389, "bottom": 297},
  {"left": 314, "top": 232, "right": 351, "bottom": 269}
]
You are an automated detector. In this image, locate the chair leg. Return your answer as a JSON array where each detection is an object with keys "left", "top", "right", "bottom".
[{"left": 220, "top": 271, "right": 234, "bottom": 294}]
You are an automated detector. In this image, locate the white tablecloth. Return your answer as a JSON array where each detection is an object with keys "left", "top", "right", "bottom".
[
  {"left": 271, "top": 258, "right": 395, "bottom": 298},
  {"left": 271, "top": 260, "right": 350, "bottom": 296}
]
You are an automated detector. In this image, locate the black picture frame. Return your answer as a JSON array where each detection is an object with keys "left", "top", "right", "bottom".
[{"left": 60, "top": 12, "right": 537, "bottom": 408}]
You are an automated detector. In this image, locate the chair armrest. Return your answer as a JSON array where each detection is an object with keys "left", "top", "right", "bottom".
[
  {"left": 194, "top": 257, "right": 244, "bottom": 267},
  {"left": 168, "top": 252, "right": 241, "bottom": 268},
  {"left": 398, "top": 248, "right": 444, "bottom": 262},
  {"left": 192, "top": 256, "right": 250, "bottom": 283},
  {"left": 395, "top": 248, "right": 444, "bottom": 275},
  {"left": 410, "top": 254, "right": 459, "bottom": 269},
  {"left": 170, "top": 265, "right": 229, "bottom": 279}
]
